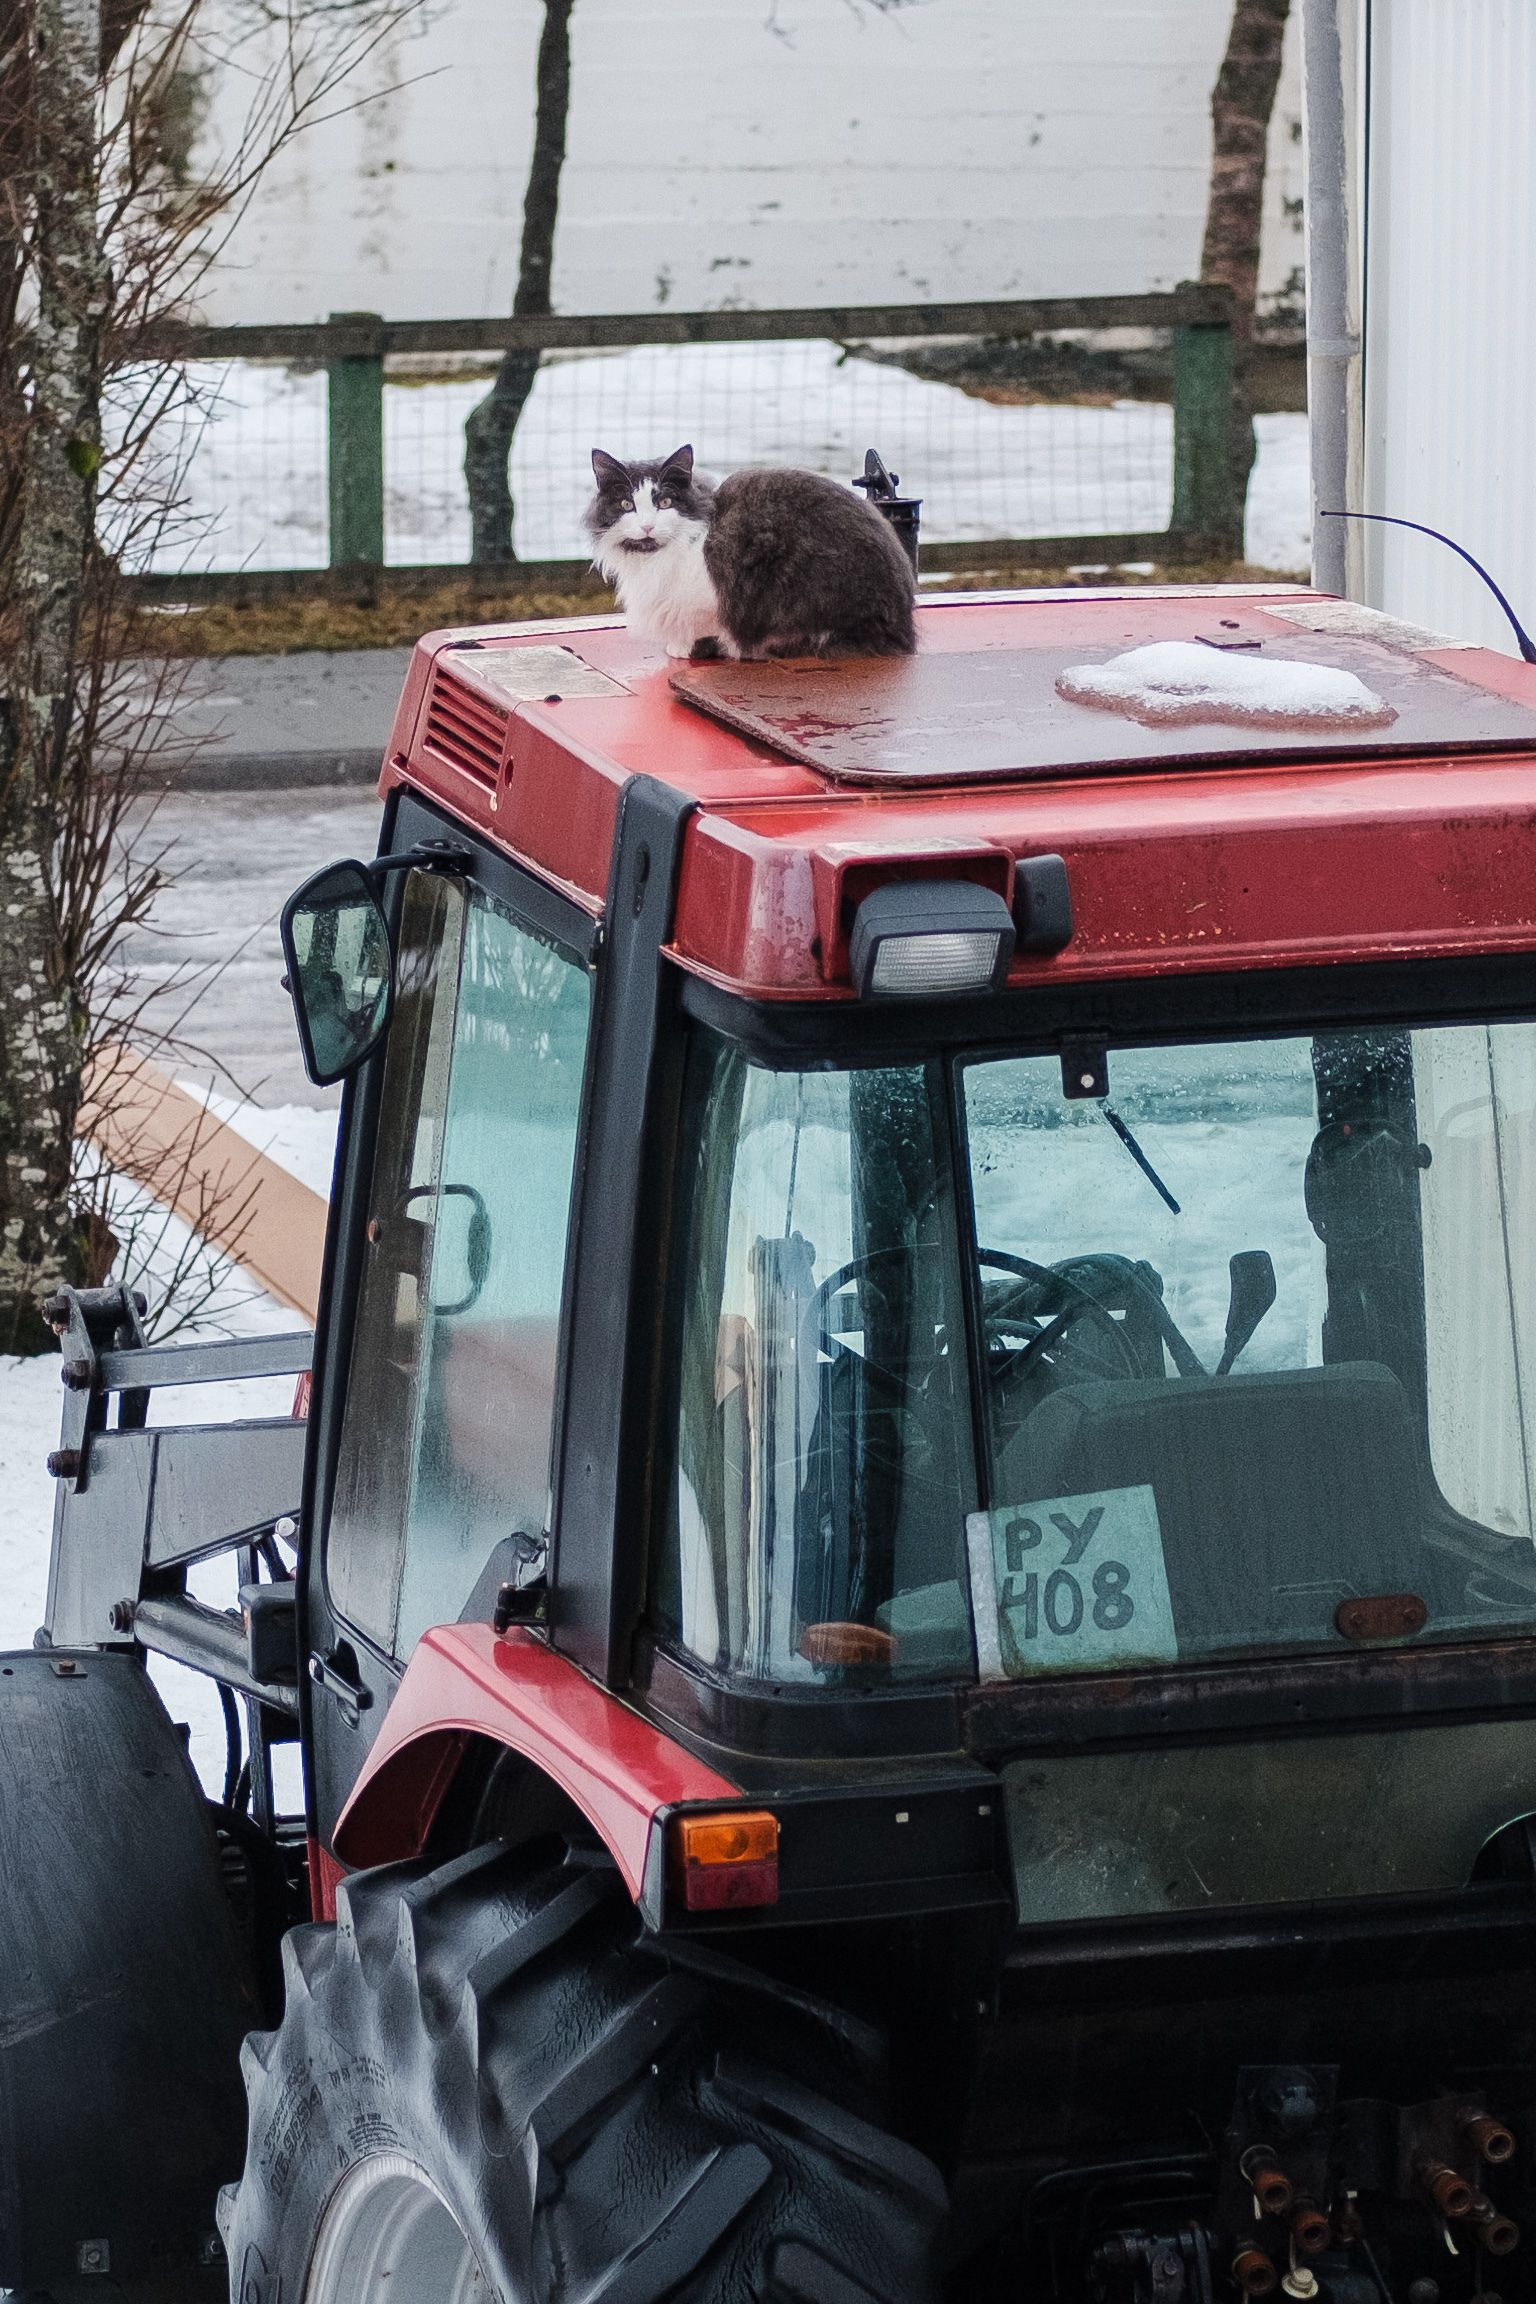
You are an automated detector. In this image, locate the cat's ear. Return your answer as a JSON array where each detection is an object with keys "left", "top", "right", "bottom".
[
  {"left": 660, "top": 444, "right": 694, "bottom": 482},
  {"left": 591, "top": 448, "right": 629, "bottom": 487}
]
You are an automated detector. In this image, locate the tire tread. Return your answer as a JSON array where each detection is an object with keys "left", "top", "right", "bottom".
[{"left": 229, "top": 1842, "right": 942, "bottom": 2303}]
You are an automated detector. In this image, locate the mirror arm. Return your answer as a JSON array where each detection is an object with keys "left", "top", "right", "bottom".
[{"left": 368, "top": 839, "right": 475, "bottom": 887}]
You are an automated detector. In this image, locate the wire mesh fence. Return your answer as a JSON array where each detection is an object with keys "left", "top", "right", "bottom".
[
  {"left": 125, "top": 295, "right": 1246, "bottom": 582},
  {"left": 136, "top": 342, "right": 1174, "bottom": 576}
]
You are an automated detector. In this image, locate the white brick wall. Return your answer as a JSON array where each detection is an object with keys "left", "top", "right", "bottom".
[{"left": 194, "top": 0, "right": 1305, "bottom": 325}]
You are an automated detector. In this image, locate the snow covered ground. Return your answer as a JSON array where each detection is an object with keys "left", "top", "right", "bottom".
[
  {"left": 131, "top": 344, "right": 1312, "bottom": 578},
  {"left": 0, "top": 1356, "right": 81, "bottom": 1658}
]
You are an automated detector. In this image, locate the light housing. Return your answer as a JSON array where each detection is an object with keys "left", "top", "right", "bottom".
[
  {"left": 848, "top": 880, "right": 1015, "bottom": 999},
  {"left": 670, "top": 1808, "right": 780, "bottom": 1912}
]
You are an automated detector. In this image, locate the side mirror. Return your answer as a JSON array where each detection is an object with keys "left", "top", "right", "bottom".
[{"left": 280, "top": 861, "right": 393, "bottom": 1087}]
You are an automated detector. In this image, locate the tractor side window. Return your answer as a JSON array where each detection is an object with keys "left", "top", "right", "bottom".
[
  {"left": 393, "top": 893, "right": 592, "bottom": 1657},
  {"left": 656, "top": 1031, "right": 976, "bottom": 1688},
  {"left": 326, "top": 873, "right": 592, "bottom": 1659},
  {"left": 327, "top": 869, "right": 465, "bottom": 1651}
]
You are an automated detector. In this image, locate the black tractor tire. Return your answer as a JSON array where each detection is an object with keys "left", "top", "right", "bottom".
[
  {"left": 0, "top": 1652, "right": 257, "bottom": 2301},
  {"left": 223, "top": 1839, "right": 945, "bottom": 2302}
]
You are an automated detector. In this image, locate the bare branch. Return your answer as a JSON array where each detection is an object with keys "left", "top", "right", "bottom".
[{"left": 0, "top": 0, "right": 423, "bottom": 1346}]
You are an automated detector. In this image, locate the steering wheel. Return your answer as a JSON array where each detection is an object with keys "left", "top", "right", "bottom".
[
  {"left": 977, "top": 1250, "right": 1144, "bottom": 1385},
  {"left": 812, "top": 1245, "right": 1200, "bottom": 1395},
  {"left": 809, "top": 1244, "right": 951, "bottom": 1421},
  {"left": 802, "top": 1246, "right": 961, "bottom": 1559},
  {"left": 813, "top": 1245, "right": 913, "bottom": 1354}
]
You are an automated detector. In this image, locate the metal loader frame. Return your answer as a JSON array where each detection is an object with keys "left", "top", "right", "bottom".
[{"left": 40, "top": 1282, "right": 312, "bottom": 1831}]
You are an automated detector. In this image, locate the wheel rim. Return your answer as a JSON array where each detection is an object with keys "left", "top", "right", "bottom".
[{"left": 304, "top": 2151, "right": 494, "bottom": 2303}]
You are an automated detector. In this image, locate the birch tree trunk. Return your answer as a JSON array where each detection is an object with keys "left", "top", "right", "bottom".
[
  {"left": 463, "top": 0, "right": 574, "bottom": 564},
  {"left": 1200, "top": 0, "right": 1292, "bottom": 534},
  {"left": 0, "top": 0, "right": 105, "bottom": 1352}
]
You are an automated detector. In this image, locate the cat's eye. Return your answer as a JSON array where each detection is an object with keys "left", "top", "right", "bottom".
[
  {"left": 620, "top": 497, "right": 634, "bottom": 512},
  {"left": 656, "top": 493, "right": 672, "bottom": 508}
]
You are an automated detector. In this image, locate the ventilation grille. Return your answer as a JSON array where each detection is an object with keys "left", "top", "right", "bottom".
[{"left": 422, "top": 670, "right": 509, "bottom": 789}]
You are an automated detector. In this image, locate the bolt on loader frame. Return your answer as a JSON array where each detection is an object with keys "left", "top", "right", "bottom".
[{"left": 10, "top": 586, "right": 1536, "bottom": 2301}]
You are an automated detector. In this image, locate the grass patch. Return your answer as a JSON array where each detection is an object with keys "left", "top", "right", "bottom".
[
  {"left": 128, "top": 576, "right": 615, "bottom": 658},
  {"left": 123, "top": 558, "right": 1306, "bottom": 660}
]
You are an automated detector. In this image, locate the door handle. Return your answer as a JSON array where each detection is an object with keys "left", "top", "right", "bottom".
[{"left": 308, "top": 1644, "right": 374, "bottom": 1727}]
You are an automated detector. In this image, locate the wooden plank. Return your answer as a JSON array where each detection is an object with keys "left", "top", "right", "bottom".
[
  {"left": 142, "top": 287, "right": 1232, "bottom": 366},
  {"left": 81, "top": 1050, "right": 326, "bottom": 1321}
]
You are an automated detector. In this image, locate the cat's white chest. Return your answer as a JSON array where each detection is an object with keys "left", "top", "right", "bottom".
[{"left": 606, "top": 522, "right": 721, "bottom": 657}]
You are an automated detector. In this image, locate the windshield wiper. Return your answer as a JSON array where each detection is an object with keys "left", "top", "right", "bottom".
[{"left": 1101, "top": 1106, "right": 1181, "bottom": 1215}]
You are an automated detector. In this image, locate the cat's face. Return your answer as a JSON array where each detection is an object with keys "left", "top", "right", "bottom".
[{"left": 585, "top": 445, "right": 708, "bottom": 557}]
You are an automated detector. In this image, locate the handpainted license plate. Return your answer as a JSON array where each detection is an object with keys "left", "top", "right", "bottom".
[{"left": 965, "top": 1485, "right": 1179, "bottom": 1678}]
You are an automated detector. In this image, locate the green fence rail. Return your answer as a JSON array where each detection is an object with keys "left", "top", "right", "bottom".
[{"left": 136, "top": 286, "right": 1240, "bottom": 596}]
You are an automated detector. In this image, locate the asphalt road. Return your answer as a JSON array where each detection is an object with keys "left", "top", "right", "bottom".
[
  {"left": 117, "top": 784, "right": 385, "bottom": 1109},
  {"left": 122, "top": 648, "right": 415, "bottom": 789}
]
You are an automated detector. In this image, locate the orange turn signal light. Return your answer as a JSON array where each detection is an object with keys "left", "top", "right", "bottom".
[{"left": 670, "top": 1809, "right": 780, "bottom": 1912}]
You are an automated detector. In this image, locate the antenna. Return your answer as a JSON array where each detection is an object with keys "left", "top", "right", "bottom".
[{"left": 1320, "top": 510, "right": 1536, "bottom": 664}]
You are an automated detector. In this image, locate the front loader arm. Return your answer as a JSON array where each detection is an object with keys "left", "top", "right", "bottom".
[{"left": 41, "top": 1284, "right": 311, "bottom": 1689}]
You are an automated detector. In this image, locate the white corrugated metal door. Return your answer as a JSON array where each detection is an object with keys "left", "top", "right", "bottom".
[{"left": 1361, "top": 0, "right": 1536, "bottom": 651}]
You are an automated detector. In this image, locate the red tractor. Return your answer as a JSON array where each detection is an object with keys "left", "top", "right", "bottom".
[{"left": 9, "top": 581, "right": 1536, "bottom": 2304}]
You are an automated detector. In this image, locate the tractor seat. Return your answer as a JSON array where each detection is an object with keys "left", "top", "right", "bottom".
[{"left": 999, "top": 1360, "right": 1536, "bottom": 1655}]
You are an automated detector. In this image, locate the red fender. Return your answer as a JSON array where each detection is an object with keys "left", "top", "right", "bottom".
[{"left": 331, "top": 1624, "right": 739, "bottom": 1899}]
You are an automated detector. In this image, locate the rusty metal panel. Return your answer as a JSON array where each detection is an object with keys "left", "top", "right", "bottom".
[
  {"left": 965, "top": 1634, "right": 1536, "bottom": 1752},
  {"left": 670, "top": 628, "right": 1536, "bottom": 785}
]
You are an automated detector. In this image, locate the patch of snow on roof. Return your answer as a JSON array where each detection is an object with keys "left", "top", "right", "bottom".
[{"left": 1057, "top": 641, "right": 1396, "bottom": 730}]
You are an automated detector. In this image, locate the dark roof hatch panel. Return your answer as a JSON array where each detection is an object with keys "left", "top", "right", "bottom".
[{"left": 670, "top": 626, "right": 1536, "bottom": 786}]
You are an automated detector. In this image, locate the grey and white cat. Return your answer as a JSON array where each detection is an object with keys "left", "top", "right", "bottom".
[{"left": 584, "top": 445, "right": 916, "bottom": 660}]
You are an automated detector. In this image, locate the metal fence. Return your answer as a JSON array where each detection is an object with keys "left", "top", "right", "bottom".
[{"left": 131, "top": 290, "right": 1240, "bottom": 595}]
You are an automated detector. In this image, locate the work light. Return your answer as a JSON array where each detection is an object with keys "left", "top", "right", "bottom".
[{"left": 849, "top": 880, "right": 1016, "bottom": 998}]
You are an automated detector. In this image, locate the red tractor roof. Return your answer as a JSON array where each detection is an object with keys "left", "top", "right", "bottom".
[{"left": 380, "top": 588, "right": 1536, "bottom": 999}]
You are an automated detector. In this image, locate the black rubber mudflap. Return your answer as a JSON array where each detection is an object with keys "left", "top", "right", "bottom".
[
  {"left": 226, "top": 1840, "right": 945, "bottom": 2302},
  {"left": 0, "top": 1651, "right": 259, "bottom": 2295}
]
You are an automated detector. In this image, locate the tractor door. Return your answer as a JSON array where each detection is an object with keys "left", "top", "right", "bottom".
[{"left": 305, "top": 836, "right": 596, "bottom": 1838}]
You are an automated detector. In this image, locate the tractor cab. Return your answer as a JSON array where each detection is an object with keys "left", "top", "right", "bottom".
[{"left": 287, "top": 592, "right": 1536, "bottom": 1791}]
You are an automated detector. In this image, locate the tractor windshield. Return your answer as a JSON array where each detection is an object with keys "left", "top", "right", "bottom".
[{"left": 655, "top": 1020, "right": 1536, "bottom": 1690}]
